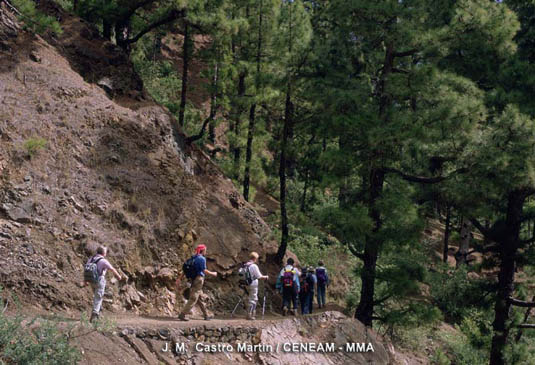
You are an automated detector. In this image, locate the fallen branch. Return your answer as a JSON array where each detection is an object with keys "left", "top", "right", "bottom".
[{"left": 2, "top": 299, "right": 8, "bottom": 314}]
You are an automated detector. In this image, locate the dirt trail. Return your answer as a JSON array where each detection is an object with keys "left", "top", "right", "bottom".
[
  {"left": 111, "top": 302, "right": 345, "bottom": 328},
  {"left": 67, "top": 310, "right": 396, "bottom": 365}
]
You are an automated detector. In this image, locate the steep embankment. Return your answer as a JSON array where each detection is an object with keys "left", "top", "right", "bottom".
[{"left": 0, "top": 1, "right": 276, "bottom": 318}]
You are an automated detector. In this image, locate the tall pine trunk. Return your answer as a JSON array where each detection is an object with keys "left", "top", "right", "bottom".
[
  {"left": 300, "top": 168, "right": 309, "bottom": 212},
  {"left": 103, "top": 19, "right": 112, "bottom": 40},
  {"left": 355, "top": 168, "right": 384, "bottom": 326},
  {"left": 115, "top": 14, "right": 131, "bottom": 50},
  {"left": 243, "top": 2, "right": 263, "bottom": 201},
  {"left": 208, "top": 60, "right": 219, "bottom": 143},
  {"left": 443, "top": 205, "right": 451, "bottom": 263},
  {"left": 489, "top": 191, "right": 525, "bottom": 365},
  {"left": 230, "top": 73, "right": 246, "bottom": 179},
  {"left": 455, "top": 217, "right": 471, "bottom": 267},
  {"left": 275, "top": 85, "right": 292, "bottom": 263},
  {"left": 178, "top": 22, "right": 190, "bottom": 127},
  {"left": 243, "top": 104, "right": 256, "bottom": 201},
  {"left": 354, "top": 43, "right": 394, "bottom": 327}
]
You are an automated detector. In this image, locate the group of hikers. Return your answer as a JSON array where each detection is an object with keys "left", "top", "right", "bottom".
[
  {"left": 83, "top": 244, "right": 328, "bottom": 322},
  {"left": 275, "top": 257, "right": 329, "bottom": 316}
]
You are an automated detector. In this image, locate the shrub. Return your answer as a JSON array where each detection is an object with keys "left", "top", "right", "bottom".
[
  {"left": 23, "top": 137, "right": 47, "bottom": 158},
  {"left": 438, "top": 329, "right": 488, "bottom": 365},
  {"left": 0, "top": 293, "right": 81, "bottom": 364},
  {"left": 428, "top": 265, "right": 493, "bottom": 323},
  {"left": 457, "top": 308, "right": 492, "bottom": 349},
  {"left": 431, "top": 349, "right": 451, "bottom": 365}
]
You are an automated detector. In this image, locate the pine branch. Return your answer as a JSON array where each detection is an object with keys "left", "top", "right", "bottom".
[
  {"left": 382, "top": 167, "right": 467, "bottom": 184},
  {"left": 373, "top": 294, "right": 393, "bottom": 306},
  {"left": 123, "top": 9, "right": 186, "bottom": 45},
  {"left": 347, "top": 243, "right": 365, "bottom": 260},
  {"left": 508, "top": 297, "right": 535, "bottom": 308},
  {"left": 392, "top": 68, "right": 409, "bottom": 74},
  {"left": 393, "top": 49, "right": 419, "bottom": 57},
  {"left": 186, "top": 110, "right": 217, "bottom": 144},
  {"left": 520, "top": 236, "right": 535, "bottom": 245},
  {"left": 468, "top": 217, "right": 492, "bottom": 238},
  {"left": 121, "top": 0, "right": 157, "bottom": 23},
  {"left": 517, "top": 324, "right": 535, "bottom": 329}
]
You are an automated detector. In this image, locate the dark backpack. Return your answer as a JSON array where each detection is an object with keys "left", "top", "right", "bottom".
[
  {"left": 316, "top": 268, "right": 327, "bottom": 284},
  {"left": 84, "top": 256, "right": 103, "bottom": 283},
  {"left": 301, "top": 275, "right": 310, "bottom": 293},
  {"left": 183, "top": 255, "right": 197, "bottom": 279},
  {"left": 238, "top": 262, "right": 253, "bottom": 285},
  {"left": 306, "top": 274, "right": 315, "bottom": 292},
  {"left": 282, "top": 269, "right": 294, "bottom": 288}
]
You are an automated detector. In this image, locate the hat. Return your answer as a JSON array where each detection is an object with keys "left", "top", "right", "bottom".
[{"left": 195, "top": 244, "right": 207, "bottom": 254}]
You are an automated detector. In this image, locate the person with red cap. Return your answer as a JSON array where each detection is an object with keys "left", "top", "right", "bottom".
[{"left": 178, "top": 244, "right": 217, "bottom": 321}]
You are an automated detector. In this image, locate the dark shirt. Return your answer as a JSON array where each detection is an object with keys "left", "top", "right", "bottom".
[{"left": 193, "top": 254, "right": 207, "bottom": 277}]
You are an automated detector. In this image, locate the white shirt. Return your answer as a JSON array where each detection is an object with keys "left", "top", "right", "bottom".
[{"left": 248, "top": 262, "right": 262, "bottom": 287}]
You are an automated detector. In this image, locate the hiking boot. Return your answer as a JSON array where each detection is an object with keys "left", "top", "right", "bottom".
[
  {"left": 282, "top": 307, "right": 288, "bottom": 316},
  {"left": 204, "top": 315, "right": 213, "bottom": 321},
  {"left": 178, "top": 314, "right": 189, "bottom": 322},
  {"left": 289, "top": 309, "right": 295, "bottom": 316},
  {"left": 90, "top": 312, "right": 99, "bottom": 323}
]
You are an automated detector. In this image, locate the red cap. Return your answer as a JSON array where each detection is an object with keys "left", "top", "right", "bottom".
[{"left": 195, "top": 244, "right": 206, "bottom": 254}]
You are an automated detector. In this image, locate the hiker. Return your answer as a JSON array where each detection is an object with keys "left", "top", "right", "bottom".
[
  {"left": 298, "top": 270, "right": 307, "bottom": 314},
  {"left": 243, "top": 252, "right": 269, "bottom": 320},
  {"left": 304, "top": 267, "right": 317, "bottom": 314},
  {"left": 83, "top": 246, "right": 126, "bottom": 323},
  {"left": 315, "top": 260, "right": 329, "bottom": 309},
  {"left": 179, "top": 244, "right": 217, "bottom": 321},
  {"left": 276, "top": 258, "right": 300, "bottom": 315}
]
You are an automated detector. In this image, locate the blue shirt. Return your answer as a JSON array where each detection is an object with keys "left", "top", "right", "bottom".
[{"left": 193, "top": 254, "right": 206, "bottom": 277}]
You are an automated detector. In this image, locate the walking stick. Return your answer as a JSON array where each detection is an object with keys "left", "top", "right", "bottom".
[
  {"left": 231, "top": 297, "right": 242, "bottom": 318},
  {"left": 262, "top": 288, "right": 266, "bottom": 319}
]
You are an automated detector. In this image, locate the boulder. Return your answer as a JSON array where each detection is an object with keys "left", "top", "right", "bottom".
[
  {"left": 123, "top": 284, "right": 141, "bottom": 308},
  {"left": 156, "top": 267, "right": 175, "bottom": 288}
]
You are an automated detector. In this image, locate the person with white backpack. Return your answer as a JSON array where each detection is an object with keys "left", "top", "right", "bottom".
[
  {"left": 83, "top": 246, "right": 126, "bottom": 322},
  {"left": 241, "top": 252, "right": 269, "bottom": 320}
]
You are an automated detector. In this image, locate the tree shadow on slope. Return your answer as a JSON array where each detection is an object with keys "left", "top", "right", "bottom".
[{"left": 34, "top": 1, "right": 146, "bottom": 105}]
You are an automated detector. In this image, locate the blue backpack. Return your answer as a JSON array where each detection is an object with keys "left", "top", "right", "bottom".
[{"left": 183, "top": 255, "right": 197, "bottom": 279}]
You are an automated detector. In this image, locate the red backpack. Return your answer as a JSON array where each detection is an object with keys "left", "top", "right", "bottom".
[{"left": 282, "top": 269, "right": 294, "bottom": 288}]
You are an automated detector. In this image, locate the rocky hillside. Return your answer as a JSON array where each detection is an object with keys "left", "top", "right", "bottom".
[{"left": 0, "top": 1, "right": 277, "bottom": 317}]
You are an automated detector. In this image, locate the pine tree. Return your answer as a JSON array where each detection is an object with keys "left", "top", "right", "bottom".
[
  {"left": 311, "top": 0, "right": 489, "bottom": 327},
  {"left": 273, "top": 0, "right": 312, "bottom": 263}
]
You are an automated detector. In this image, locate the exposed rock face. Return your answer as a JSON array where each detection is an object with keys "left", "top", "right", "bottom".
[{"left": 0, "top": 3, "right": 277, "bottom": 316}]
